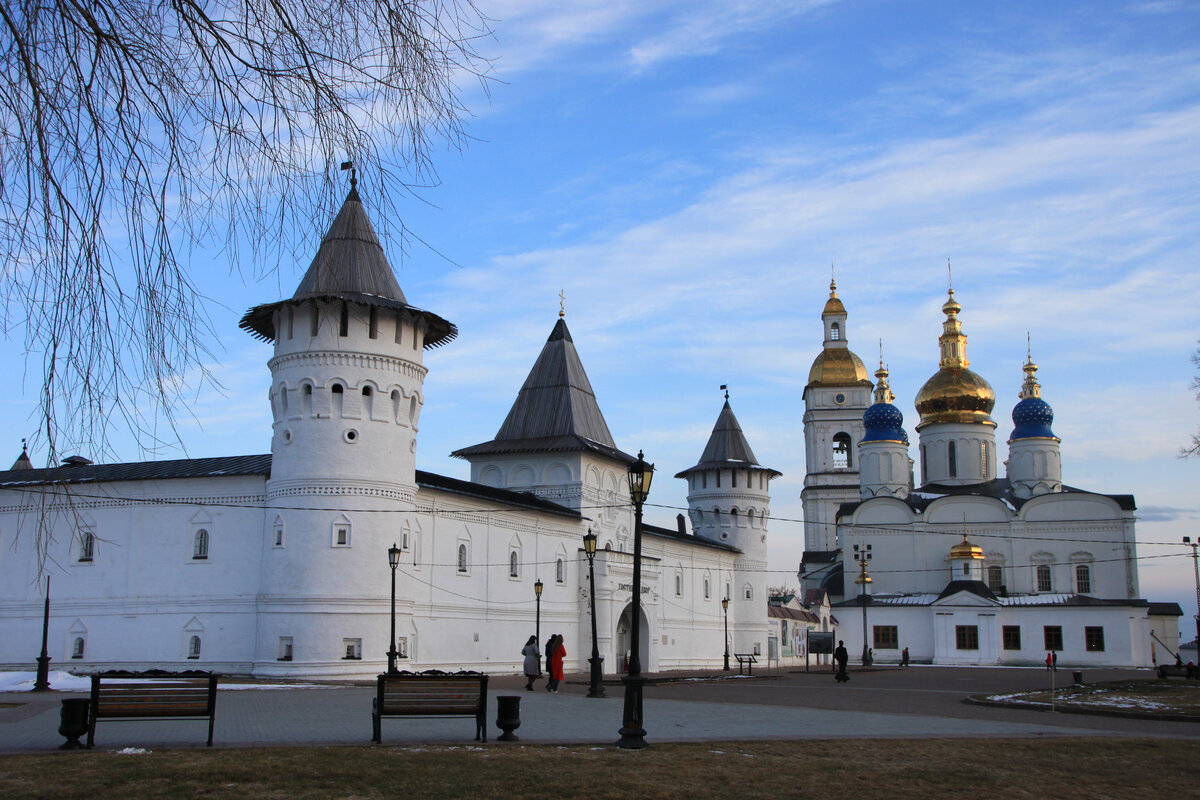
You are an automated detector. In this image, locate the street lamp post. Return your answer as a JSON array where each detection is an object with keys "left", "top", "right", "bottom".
[
  {"left": 1184, "top": 537, "right": 1200, "bottom": 665},
  {"left": 583, "top": 530, "right": 605, "bottom": 697},
  {"left": 618, "top": 450, "right": 653, "bottom": 750},
  {"left": 853, "top": 543, "right": 872, "bottom": 666},
  {"left": 387, "top": 543, "right": 401, "bottom": 674},
  {"left": 534, "top": 578, "right": 544, "bottom": 660},
  {"left": 722, "top": 597, "right": 730, "bottom": 671},
  {"left": 33, "top": 576, "right": 51, "bottom": 692}
]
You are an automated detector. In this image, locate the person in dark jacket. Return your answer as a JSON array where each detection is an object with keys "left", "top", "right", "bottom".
[{"left": 834, "top": 640, "right": 850, "bottom": 682}]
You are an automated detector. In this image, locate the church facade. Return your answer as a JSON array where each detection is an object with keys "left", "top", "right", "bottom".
[
  {"left": 799, "top": 284, "right": 1164, "bottom": 667},
  {"left": 0, "top": 184, "right": 777, "bottom": 678}
]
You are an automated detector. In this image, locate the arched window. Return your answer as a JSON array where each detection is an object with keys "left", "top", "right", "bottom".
[
  {"left": 1036, "top": 564, "right": 1052, "bottom": 593},
  {"left": 987, "top": 565, "right": 1003, "bottom": 591},
  {"left": 555, "top": 559, "right": 565, "bottom": 583},
  {"left": 193, "top": 529, "right": 209, "bottom": 560},
  {"left": 331, "top": 383, "right": 344, "bottom": 418},
  {"left": 302, "top": 383, "right": 313, "bottom": 418},
  {"left": 362, "top": 386, "right": 373, "bottom": 419},
  {"left": 72, "top": 637, "right": 85, "bottom": 659},
  {"left": 457, "top": 544, "right": 468, "bottom": 573},
  {"left": 830, "top": 322, "right": 841, "bottom": 340},
  {"left": 1075, "top": 564, "right": 1092, "bottom": 594},
  {"left": 704, "top": 577, "right": 711, "bottom": 599},
  {"left": 980, "top": 440, "right": 989, "bottom": 477},
  {"left": 948, "top": 441, "right": 957, "bottom": 477},
  {"left": 675, "top": 573, "right": 683, "bottom": 596},
  {"left": 832, "top": 432, "right": 852, "bottom": 469},
  {"left": 509, "top": 551, "right": 519, "bottom": 578},
  {"left": 78, "top": 531, "right": 95, "bottom": 563},
  {"left": 188, "top": 635, "right": 202, "bottom": 659},
  {"left": 731, "top": 470, "right": 737, "bottom": 488}
]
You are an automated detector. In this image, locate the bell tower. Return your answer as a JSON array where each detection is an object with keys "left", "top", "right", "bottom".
[{"left": 801, "top": 280, "right": 872, "bottom": 551}]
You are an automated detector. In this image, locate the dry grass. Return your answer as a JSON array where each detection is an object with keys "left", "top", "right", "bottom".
[{"left": 0, "top": 738, "right": 1194, "bottom": 800}]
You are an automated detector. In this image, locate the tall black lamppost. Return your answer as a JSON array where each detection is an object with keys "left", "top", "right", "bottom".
[
  {"left": 386, "top": 543, "right": 401, "bottom": 674},
  {"left": 534, "top": 578, "right": 544, "bottom": 652},
  {"left": 1184, "top": 537, "right": 1200, "bottom": 666},
  {"left": 721, "top": 596, "right": 730, "bottom": 672},
  {"left": 583, "top": 529, "right": 605, "bottom": 697},
  {"left": 618, "top": 450, "right": 653, "bottom": 750},
  {"left": 853, "top": 543, "right": 872, "bottom": 665},
  {"left": 33, "top": 576, "right": 51, "bottom": 692}
]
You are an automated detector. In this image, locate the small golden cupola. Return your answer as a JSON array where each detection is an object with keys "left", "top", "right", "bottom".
[
  {"left": 914, "top": 288, "right": 996, "bottom": 431},
  {"left": 948, "top": 533, "right": 985, "bottom": 582},
  {"left": 806, "top": 279, "right": 872, "bottom": 388},
  {"left": 949, "top": 534, "right": 984, "bottom": 560}
]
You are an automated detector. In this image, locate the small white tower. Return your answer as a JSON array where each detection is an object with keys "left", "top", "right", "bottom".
[
  {"left": 801, "top": 280, "right": 873, "bottom": 551},
  {"left": 1006, "top": 346, "right": 1062, "bottom": 499},
  {"left": 858, "top": 350, "right": 912, "bottom": 500},
  {"left": 676, "top": 392, "right": 780, "bottom": 657},
  {"left": 240, "top": 176, "right": 456, "bottom": 676},
  {"left": 947, "top": 534, "right": 986, "bottom": 583},
  {"left": 913, "top": 287, "right": 998, "bottom": 486}
]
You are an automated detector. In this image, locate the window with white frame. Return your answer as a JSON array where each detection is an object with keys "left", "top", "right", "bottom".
[
  {"left": 675, "top": 572, "right": 683, "bottom": 597},
  {"left": 193, "top": 529, "right": 209, "bottom": 560},
  {"left": 555, "top": 558, "right": 565, "bottom": 584},
  {"left": 71, "top": 637, "right": 85, "bottom": 659},
  {"left": 704, "top": 577, "right": 711, "bottom": 599},
  {"left": 986, "top": 565, "right": 1003, "bottom": 592},
  {"left": 332, "top": 517, "right": 351, "bottom": 547},
  {"left": 272, "top": 518, "right": 285, "bottom": 548},
  {"left": 278, "top": 637, "right": 294, "bottom": 661},
  {"left": 77, "top": 530, "right": 95, "bottom": 563},
  {"left": 396, "top": 636, "right": 409, "bottom": 659},
  {"left": 457, "top": 543, "right": 468, "bottom": 573},
  {"left": 188, "top": 635, "right": 202, "bottom": 659},
  {"left": 1036, "top": 564, "right": 1052, "bottom": 593},
  {"left": 342, "top": 638, "right": 362, "bottom": 660},
  {"left": 744, "top": 584, "right": 753, "bottom": 601},
  {"left": 509, "top": 550, "right": 519, "bottom": 578},
  {"left": 1075, "top": 564, "right": 1092, "bottom": 594}
]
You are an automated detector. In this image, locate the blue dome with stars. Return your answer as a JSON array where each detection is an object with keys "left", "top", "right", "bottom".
[
  {"left": 862, "top": 402, "right": 908, "bottom": 444},
  {"left": 1010, "top": 396, "right": 1055, "bottom": 440}
]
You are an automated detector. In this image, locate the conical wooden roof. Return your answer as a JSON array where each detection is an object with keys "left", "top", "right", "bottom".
[{"left": 675, "top": 400, "right": 780, "bottom": 478}]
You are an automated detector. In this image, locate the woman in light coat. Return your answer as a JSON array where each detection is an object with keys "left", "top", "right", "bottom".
[{"left": 522, "top": 635, "right": 541, "bottom": 691}]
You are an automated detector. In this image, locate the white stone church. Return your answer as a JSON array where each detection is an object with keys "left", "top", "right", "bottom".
[
  {"left": 798, "top": 282, "right": 1176, "bottom": 667},
  {"left": 0, "top": 183, "right": 778, "bottom": 678}
]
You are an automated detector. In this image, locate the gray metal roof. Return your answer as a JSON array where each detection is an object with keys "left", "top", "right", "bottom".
[
  {"left": 239, "top": 186, "right": 456, "bottom": 348},
  {"left": 675, "top": 400, "right": 780, "bottom": 478},
  {"left": 452, "top": 318, "right": 634, "bottom": 463},
  {"left": 0, "top": 453, "right": 579, "bottom": 518},
  {"left": 837, "top": 479, "right": 1136, "bottom": 519}
]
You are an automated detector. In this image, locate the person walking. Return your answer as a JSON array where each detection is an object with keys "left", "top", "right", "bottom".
[
  {"left": 900, "top": 646, "right": 910, "bottom": 667},
  {"left": 522, "top": 635, "right": 540, "bottom": 691},
  {"left": 834, "top": 640, "right": 850, "bottom": 683},
  {"left": 547, "top": 634, "right": 566, "bottom": 693}
]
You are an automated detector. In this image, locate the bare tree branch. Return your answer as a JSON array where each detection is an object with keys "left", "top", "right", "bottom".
[{"left": 0, "top": 0, "right": 492, "bottom": 467}]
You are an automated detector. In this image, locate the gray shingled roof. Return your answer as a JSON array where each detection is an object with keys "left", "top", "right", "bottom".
[
  {"left": 239, "top": 186, "right": 456, "bottom": 348},
  {"left": 452, "top": 318, "right": 634, "bottom": 463},
  {"left": 675, "top": 400, "right": 780, "bottom": 478}
]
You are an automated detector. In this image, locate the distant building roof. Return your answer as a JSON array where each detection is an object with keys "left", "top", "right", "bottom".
[
  {"left": 837, "top": 478, "right": 1135, "bottom": 519},
  {"left": 452, "top": 318, "right": 633, "bottom": 463},
  {"left": 768, "top": 605, "right": 821, "bottom": 624},
  {"left": 1148, "top": 602, "right": 1184, "bottom": 617}
]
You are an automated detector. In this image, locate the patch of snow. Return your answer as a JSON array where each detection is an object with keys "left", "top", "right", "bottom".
[
  {"left": 113, "top": 747, "right": 152, "bottom": 755},
  {"left": 0, "top": 671, "right": 340, "bottom": 693}
]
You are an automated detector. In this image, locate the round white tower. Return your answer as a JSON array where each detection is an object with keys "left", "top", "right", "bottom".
[
  {"left": 801, "top": 280, "right": 873, "bottom": 551},
  {"left": 914, "top": 288, "right": 998, "bottom": 486},
  {"left": 858, "top": 354, "right": 912, "bottom": 500},
  {"left": 1006, "top": 348, "right": 1062, "bottom": 499},
  {"left": 676, "top": 394, "right": 780, "bottom": 657},
  {"left": 239, "top": 179, "right": 456, "bottom": 676}
]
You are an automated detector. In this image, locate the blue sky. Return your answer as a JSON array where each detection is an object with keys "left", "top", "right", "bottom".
[{"left": 5, "top": 1, "right": 1200, "bottom": 630}]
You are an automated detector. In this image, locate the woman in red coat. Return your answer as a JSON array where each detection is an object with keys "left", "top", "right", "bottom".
[{"left": 547, "top": 634, "right": 566, "bottom": 693}]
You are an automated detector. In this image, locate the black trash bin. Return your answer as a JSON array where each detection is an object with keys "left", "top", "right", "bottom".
[
  {"left": 59, "top": 698, "right": 90, "bottom": 749},
  {"left": 496, "top": 695, "right": 521, "bottom": 741},
  {"left": 1072, "top": 671, "right": 1083, "bottom": 685}
]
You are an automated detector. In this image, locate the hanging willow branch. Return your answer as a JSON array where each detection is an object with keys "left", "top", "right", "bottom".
[{"left": 0, "top": 0, "right": 491, "bottom": 463}]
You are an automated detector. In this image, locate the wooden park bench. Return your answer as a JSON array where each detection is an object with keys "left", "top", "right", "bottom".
[
  {"left": 734, "top": 652, "right": 757, "bottom": 675},
  {"left": 372, "top": 670, "right": 489, "bottom": 743},
  {"left": 87, "top": 671, "right": 219, "bottom": 748}
]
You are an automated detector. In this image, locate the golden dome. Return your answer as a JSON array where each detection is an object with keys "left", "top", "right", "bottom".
[
  {"left": 915, "top": 367, "right": 996, "bottom": 427},
  {"left": 949, "top": 534, "right": 984, "bottom": 560},
  {"left": 915, "top": 288, "right": 996, "bottom": 429},
  {"left": 808, "top": 348, "right": 871, "bottom": 386},
  {"left": 823, "top": 279, "right": 846, "bottom": 315}
]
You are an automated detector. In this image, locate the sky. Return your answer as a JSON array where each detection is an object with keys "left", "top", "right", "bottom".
[{"left": 3, "top": 1, "right": 1200, "bottom": 632}]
